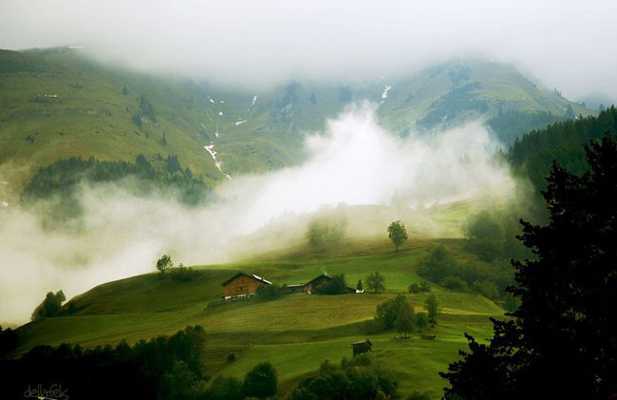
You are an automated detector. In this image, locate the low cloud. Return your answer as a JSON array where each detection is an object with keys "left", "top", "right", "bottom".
[
  {"left": 1, "top": 1, "right": 616, "bottom": 97},
  {"left": 0, "top": 103, "right": 514, "bottom": 324}
]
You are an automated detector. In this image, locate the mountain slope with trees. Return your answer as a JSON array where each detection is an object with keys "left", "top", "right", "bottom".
[{"left": 0, "top": 48, "right": 592, "bottom": 200}]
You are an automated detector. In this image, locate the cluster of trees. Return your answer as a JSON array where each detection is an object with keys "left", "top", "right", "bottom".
[
  {"left": 374, "top": 294, "right": 438, "bottom": 337},
  {"left": 132, "top": 95, "right": 157, "bottom": 128},
  {"left": 417, "top": 245, "right": 512, "bottom": 300},
  {"left": 0, "top": 326, "right": 18, "bottom": 358},
  {"left": 509, "top": 106, "right": 617, "bottom": 191},
  {"left": 206, "top": 362, "right": 278, "bottom": 400},
  {"left": 155, "top": 255, "right": 202, "bottom": 282},
  {"left": 23, "top": 154, "right": 209, "bottom": 220},
  {"left": 487, "top": 110, "right": 565, "bottom": 145},
  {"left": 31, "top": 290, "right": 66, "bottom": 321},
  {"left": 442, "top": 136, "right": 617, "bottom": 399},
  {"left": 0, "top": 326, "right": 206, "bottom": 400},
  {"left": 463, "top": 209, "right": 528, "bottom": 263},
  {"left": 289, "top": 355, "right": 398, "bottom": 400},
  {"left": 306, "top": 215, "right": 347, "bottom": 251}
]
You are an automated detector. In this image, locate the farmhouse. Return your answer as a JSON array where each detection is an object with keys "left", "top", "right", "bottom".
[
  {"left": 303, "top": 273, "right": 356, "bottom": 294},
  {"left": 303, "top": 273, "right": 333, "bottom": 294},
  {"left": 221, "top": 272, "right": 272, "bottom": 300}
]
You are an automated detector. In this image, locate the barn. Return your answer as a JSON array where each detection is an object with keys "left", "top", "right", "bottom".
[
  {"left": 303, "top": 273, "right": 333, "bottom": 294},
  {"left": 221, "top": 272, "right": 272, "bottom": 300}
]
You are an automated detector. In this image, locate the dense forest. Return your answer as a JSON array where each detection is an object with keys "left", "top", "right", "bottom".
[
  {"left": 21, "top": 154, "right": 209, "bottom": 222},
  {"left": 509, "top": 106, "right": 617, "bottom": 190}
]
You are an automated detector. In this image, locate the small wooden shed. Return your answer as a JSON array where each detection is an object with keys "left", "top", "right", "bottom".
[{"left": 352, "top": 339, "right": 372, "bottom": 356}]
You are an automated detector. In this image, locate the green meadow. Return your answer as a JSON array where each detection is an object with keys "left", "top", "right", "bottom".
[{"left": 16, "top": 238, "right": 502, "bottom": 399}]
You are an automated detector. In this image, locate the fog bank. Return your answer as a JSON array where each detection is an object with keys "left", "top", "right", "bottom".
[{"left": 0, "top": 104, "right": 514, "bottom": 323}]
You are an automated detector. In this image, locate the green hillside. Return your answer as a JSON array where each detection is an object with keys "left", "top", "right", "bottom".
[
  {"left": 15, "top": 238, "right": 503, "bottom": 399},
  {"left": 0, "top": 48, "right": 592, "bottom": 201}
]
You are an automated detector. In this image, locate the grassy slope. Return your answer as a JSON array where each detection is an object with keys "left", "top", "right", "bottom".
[
  {"left": 16, "top": 238, "right": 502, "bottom": 399},
  {"left": 1, "top": 49, "right": 593, "bottom": 199}
]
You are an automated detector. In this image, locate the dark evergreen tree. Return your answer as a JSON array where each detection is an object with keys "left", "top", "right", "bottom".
[{"left": 442, "top": 135, "right": 617, "bottom": 400}]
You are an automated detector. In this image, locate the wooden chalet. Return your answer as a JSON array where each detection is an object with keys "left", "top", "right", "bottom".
[{"left": 221, "top": 272, "right": 272, "bottom": 300}]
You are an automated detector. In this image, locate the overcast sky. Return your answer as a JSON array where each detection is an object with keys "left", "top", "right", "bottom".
[{"left": 1, "top": 0, "right": 617, "bottom": 98}]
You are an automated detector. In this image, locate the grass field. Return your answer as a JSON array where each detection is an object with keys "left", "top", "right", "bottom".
[{"left": 15, "top": 238, "right": 502, "bottom": 399}]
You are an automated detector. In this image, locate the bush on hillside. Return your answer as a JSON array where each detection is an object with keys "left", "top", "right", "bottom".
[
  {"left": 441, "top": 276, "right": 469, "bottom": 292},
  {"left": 31, "top": 290, "right": 66, "bottom": 321},
  {"left": 243, "top": 362, "right": 278, "bottom": 399},
  {"left": 170, "top": 264, "right": 201, "bottom": 282},
  {"left": 290, "top": 355, "right": 398, "bottom": 400},
  {"left": 418, "top": 245, "right": 513, "bottom": 299},
  {"left": 408, "top": 281, "right": 431, "bottom": 294},
  {"left": 375, "top": 295, "right": 416, "bottom": 332},
  {"left": 366, "top": 272, "right": 386, "bottom": 293}
]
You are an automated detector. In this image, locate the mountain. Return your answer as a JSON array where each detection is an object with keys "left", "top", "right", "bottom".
[{"left": 0, "top": 48, "right": 592, "bottom": 198}]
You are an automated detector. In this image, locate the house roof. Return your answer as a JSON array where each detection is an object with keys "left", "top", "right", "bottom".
[
  {"left": 304, "top": 273, "right": 332, "bottom": 286},
  {"left": 221, "top": 272, "right": 272, "bottom": 287}
]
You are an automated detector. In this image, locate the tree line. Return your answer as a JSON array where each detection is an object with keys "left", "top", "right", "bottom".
[{"left": 22, "top": 154, "right": 209, "bottom": 222}]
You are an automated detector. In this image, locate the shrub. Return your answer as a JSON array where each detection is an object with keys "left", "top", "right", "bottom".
[
  {"left": 366, "top": 272, "right": 386, "bottom": 293},
  {"left": 425, "top": 294, "right": 439, "bottom": 324},
  {"left": 474, "top": 280, "right": 499, "bottom": 300},
  {"left": 243, "top": 362, "right": 278, "bottom": 399},
  {"left": 206, "top": 376, "right": 244, "bottom": 400},
  {"left": 415, "top": 312, "right": 429, "bottom": 331},
  {"left": 441, "top": 276, "right": 468, "bottom": 291},
  {"left": 408, "top": 281, "right": 431, "bottom": 293},
  {"left": 170, "top": 265, "right": 201, "bottom": 282},
  {"left": 290, "top": 355, "right": 397, "bottom": 400}
]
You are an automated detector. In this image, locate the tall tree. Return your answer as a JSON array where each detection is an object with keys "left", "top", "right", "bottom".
[
  {"left": 425, "top": 294, "right": 439, "bottom": 325},
  {"left": 442, "top": 135, "right": 617, "bottom": 400},
  {"left": 156, "top": 254, "right": 173, "bottom": 274},
  {"left": 366, "top": 272, "right": 386, "bottom": 293},
  {"left": 387, "top": 220, "right": 408, "bottom": 251},
  {"left": 395, "top": 298, "right": 415, "bottom": 338}
]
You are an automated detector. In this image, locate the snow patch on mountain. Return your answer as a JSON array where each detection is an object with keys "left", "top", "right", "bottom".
[
  {"left": 204, "top": 144, "right": 231, "bottom": 179},
  {"left": 381, "top": 85, "right": 392, "bottom": 100}
]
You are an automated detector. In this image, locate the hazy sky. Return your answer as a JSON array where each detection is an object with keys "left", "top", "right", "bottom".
[{"left": 1, "top": 1, "right": 617, "bottom": 96}]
